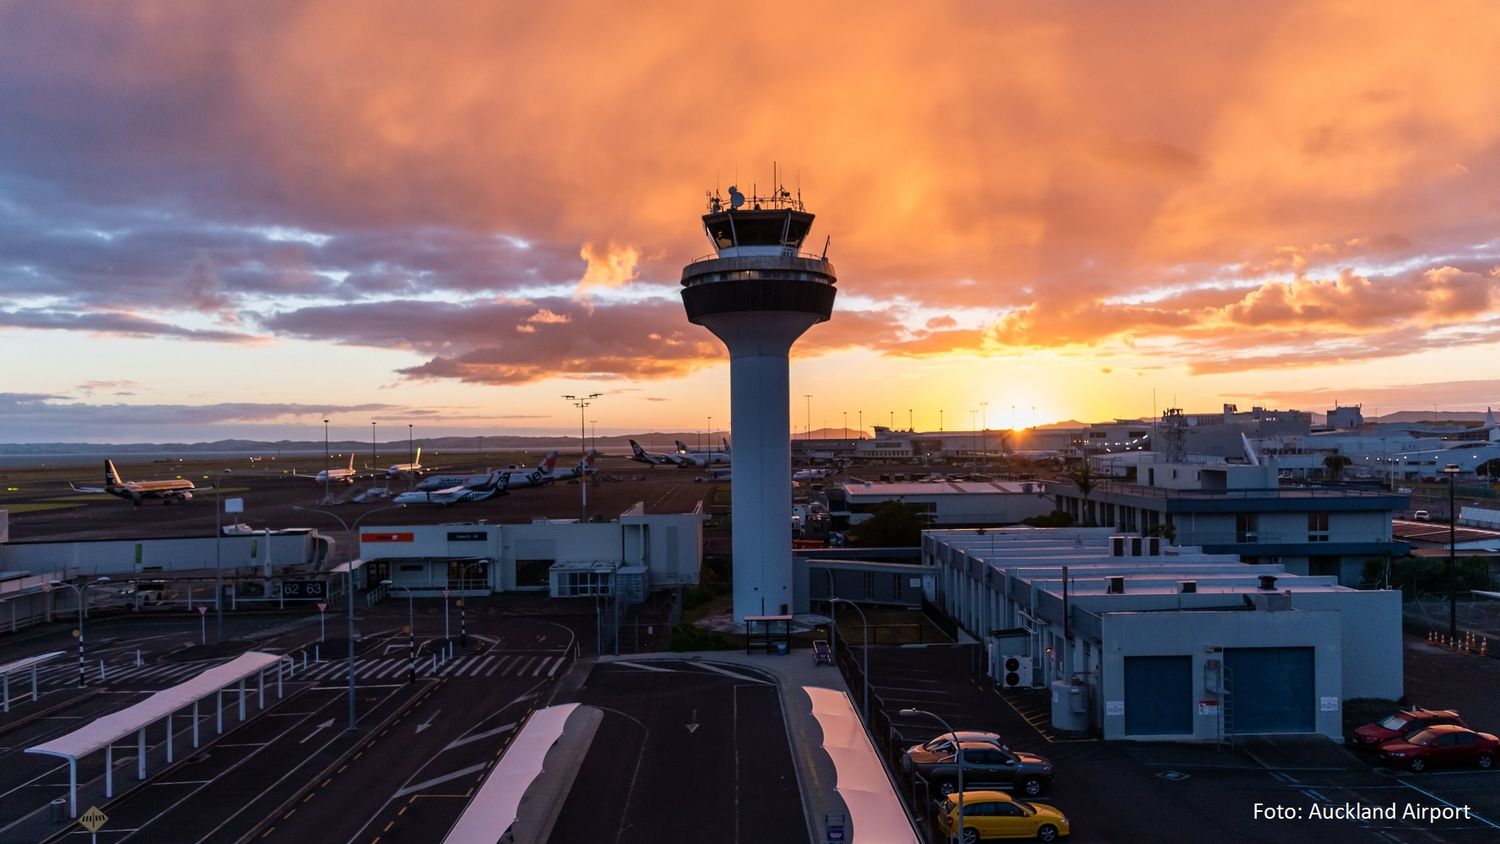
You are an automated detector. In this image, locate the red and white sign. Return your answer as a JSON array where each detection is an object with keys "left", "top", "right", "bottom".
[
  {"left": 360, "top": 532, "right": 414, "bottom": 543},
  {"left": 443, "top": 589, "right": 450, "bottom": 599},
  {"left": 316, "top": 603, "right": 327, "bottom": 613},
  {"left": 197, "top": 606, "right": 207, "bottom": 616}
]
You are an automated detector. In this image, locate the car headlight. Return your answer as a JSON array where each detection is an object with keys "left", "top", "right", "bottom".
[{"left": 1388, "top": 751, "right": 1405, "bottom": 757}]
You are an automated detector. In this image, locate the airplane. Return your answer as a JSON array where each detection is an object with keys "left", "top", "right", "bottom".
[
  {"left": 549, "top": 450, "right": 599, "bottom": 481},
  {"left": 393, "top": 470, "right": 508, "bottom": 506},
  {"left": 674, "top": 439, "right": 730, "bottom": 467},
  {"left": 793, "top": 461, "right": 843, "bottom": 482},
  {"left": 629, "top": 440, "right": 683, "bottom": 466},
  {"left": 1010, "top": 450, "right": 1066, "bottom": 462},
  {"left": 500, "top": 452, "right": 560, "bottom": 488},
  {"left": 305, "top": 454, "right": 359, "bottom": 486},
  {"left": 415, "top": 468, "right": 498, "bottom": 491},
  {"left": 386, "top": 447, "right": 425, "bottom": 477},
  {"left": 72, "top": 460, "right": 198, "bottom": 505}
]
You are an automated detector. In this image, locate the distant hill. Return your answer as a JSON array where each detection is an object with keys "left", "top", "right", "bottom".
[{"left": 1369, "top": 411, "right": 1488, "bottom": 424}]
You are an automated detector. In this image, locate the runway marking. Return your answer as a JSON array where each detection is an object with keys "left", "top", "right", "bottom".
[
  {"left": 612, "top": 660, "right": 675, "bottom": 673},
  {"left": 1398, "top": 779, "right": 1500, "bottom": 830},
  {"left": 486, "top": 655, "right": 517, "bottom": 676},
  {"left": 531, "top": 657, "right": 556, "bottom": 677},
  {"left": 392, "top": 763, "right": 488, "bottom": 798},
  {"left": 444, "top": 722, "right": 517, "bottom": 751},
  {"left": 692, "top": 662, "right": 771, "bottom": 684},
  {"left": 468, "top": 655, "right": 498, "bottom": 676}
]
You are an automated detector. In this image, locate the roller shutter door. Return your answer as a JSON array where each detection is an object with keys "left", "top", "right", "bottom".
[
  {"left": 1123, "top": 655, "right": 1192, "bottom": 736},
  {"left": 1224, "top": 647, "right": 1314, "bottom": 734}
]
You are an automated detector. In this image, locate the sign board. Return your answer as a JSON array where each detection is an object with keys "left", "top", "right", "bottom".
[
  {"left": 443, "top": 589, "right": 450, "bottom": 599},
  {"left": 1105, "top": 700, "right": 1125, "bottom": 716},
  {"left": 224, "top": 497, "right": 244, "bottom": 514},
  {"left": 316, "top": 603, "right": 327, "bottom": 613},
  {"left": 1320, "top": 696, "right": 1340, "bottom": 712},
  {"left": 447, "top": 531, "right": 486, "bottom": 542},
  {"left": 197, "top": 606, "right": 207, "bottom": 616},
  {"left": 79, "top": 805, "right": 108, "bottom": 833},
  {"left": 281, "top": 581, "right": 328, "bottom": 600},
  {"left": 1197, "top": 700, "right": 1219, "bottom": 715},
  {"left": 825, "top": 812, "right": 846, "bottom": 844},
  {"left": 362, "top": 532, "right": 414, "bottom": 543}
]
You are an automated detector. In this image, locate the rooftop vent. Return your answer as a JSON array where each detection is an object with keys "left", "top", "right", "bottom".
[
  {"left": 1107, "top": 575, "right": 1125, "bottom": 594},
  {"left": 1257, "top": 574, "right": 1278, "bottom": 591},
  {"left": 1179, "top": 580, "right": 1197, "bottom": 593}
]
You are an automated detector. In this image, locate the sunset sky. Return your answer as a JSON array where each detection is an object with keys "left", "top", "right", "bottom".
[{"left": 3, "top": 2, "right": 1499, "bottom": 443}]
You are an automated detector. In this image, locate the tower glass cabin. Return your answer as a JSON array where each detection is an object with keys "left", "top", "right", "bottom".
[{"left": 681, "top": 186, "right": 837, "bottom": 622}]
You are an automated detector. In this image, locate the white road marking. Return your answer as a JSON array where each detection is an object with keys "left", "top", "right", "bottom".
[
  {"left": 392, "top": 763, "right": 488, "bottom": 799},
  {"left": 691, "top": 663, "right": 771, "bottom": 684},
  {"left": 443, "top": 722, "right": 517, "bottom": 751},
  {"left": 611, "top": 660, "right": 676, "bottom": 673}
]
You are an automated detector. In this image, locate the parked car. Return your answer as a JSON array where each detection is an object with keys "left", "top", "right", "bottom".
[
  {"left": 1379, "top": 725, "right": 1499, "bottom": 771},
  {"left": 901, "top": 731, "right": 1007, "bottom": 775},
  {"left": 907, "top": 740, "right": 1053, "bottom": 797},
  {"left": 935, "top": 790, "right": 1070, "bottom": 843},
  {"left": 1349, "top": 708, "right": 1466, "bottom": 751}
]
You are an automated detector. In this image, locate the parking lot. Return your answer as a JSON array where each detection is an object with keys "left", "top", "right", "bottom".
[{"left": 844, "top": 630, "right": 1500, "bottom": 843}]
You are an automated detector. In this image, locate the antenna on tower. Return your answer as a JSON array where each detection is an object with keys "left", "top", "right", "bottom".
[
  {"left": 728, "top": 185, "right": 745, "bottom": 209},
  {"left": 820, "top": 235, "right": 830, "bottom": 260}
]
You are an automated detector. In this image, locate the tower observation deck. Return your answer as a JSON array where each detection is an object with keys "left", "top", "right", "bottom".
[{"left": 681, "top": 184, "right": 837, "bottom": 622}]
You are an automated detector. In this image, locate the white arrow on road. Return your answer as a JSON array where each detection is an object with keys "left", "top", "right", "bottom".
[
  {"left": 416, "top": 709, "right": 442, "bottom": 734},
  {"left": 686, "top": 708, "right": 699, "bottom": 734},
  {"left": 300, "top": 719, "right": 335, "bottom": 744}
]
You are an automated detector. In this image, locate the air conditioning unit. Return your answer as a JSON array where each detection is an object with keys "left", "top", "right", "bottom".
[{"left": 999, "top": 654, "right": 1033, "bottom": 689}]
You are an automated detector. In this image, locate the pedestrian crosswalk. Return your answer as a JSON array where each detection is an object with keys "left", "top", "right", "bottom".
[{"left": 19, "top": 650, "right": 570, "bottom": 691}]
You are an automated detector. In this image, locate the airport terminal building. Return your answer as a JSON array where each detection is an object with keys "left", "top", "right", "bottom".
[{"left": 925, "top": 526, "right": 1402, "bottom": 742}]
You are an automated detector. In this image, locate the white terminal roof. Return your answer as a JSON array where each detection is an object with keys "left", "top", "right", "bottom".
[
  {"left": 444, "top": 703, "right": 579, "bottom": 844},
  {"left": 805, "top": 686, "right": 920, "bottom": 844},
  {"left": 27, "top": 651, "right": 284, "bottom": 761}
]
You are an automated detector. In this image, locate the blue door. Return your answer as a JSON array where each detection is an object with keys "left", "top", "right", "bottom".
[
  {"left": 1123, "top": 655, "right": 1192, "bottom": 735},
  {"left": 1224, "top": 647, "right": 1315, "bottom": 733}
]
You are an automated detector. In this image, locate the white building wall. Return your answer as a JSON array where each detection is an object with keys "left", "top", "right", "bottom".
[
  {"left": 1099, "top": 609, "right": 1344, "bottom": 741},
  {"left": 1, "top": 533, "right": 321, "bottom": 578}
]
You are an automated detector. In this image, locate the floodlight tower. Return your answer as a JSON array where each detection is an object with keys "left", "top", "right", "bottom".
[{"left": 681, "top": 181, "right": 837, "bottom": 621}]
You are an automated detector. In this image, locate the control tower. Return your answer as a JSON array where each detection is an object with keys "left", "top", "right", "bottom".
[{"left": 681, "top": 183, "right": 837, "bottom": 622}]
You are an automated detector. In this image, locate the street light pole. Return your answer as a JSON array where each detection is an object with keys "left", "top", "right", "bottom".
[
  {"left": 214, "top": 474, "right": 223, "bottom": 643},
  {"left": 293, "top": 503, "right": 404, "bottom": 730},
  {"left": 384, "top": 581, "right": 415, "bottom": 683},
  {"left": 1445, "top": 463, "right": 1461, "bottom": 641},
  {"left": 371, "top": 421, "right": 377, "bottom": 478},
  {"left": 459, "top": 560, "right": 488, "bottom": 647},
  {"left": 50, "top": 577, "right": 109, "bottom": 687},
  {"left": 323, "top": 418, "right": 331, "bottom": 505},
  {"left": 901, "top": 707, "right": 964, "bottom": 836},
  {"left": 805, "top": 394, "right": 812, "bottom": 441},
  {"left": 831, "top": 597, "right": 868, "bottom": 723},
  {"left": 563, "top": 393, "right": 602, "bottom": 523}
]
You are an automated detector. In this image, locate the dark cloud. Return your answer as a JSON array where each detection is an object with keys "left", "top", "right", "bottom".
[{"left": 0, "top": 309, "right": 257, "bottom": 342}]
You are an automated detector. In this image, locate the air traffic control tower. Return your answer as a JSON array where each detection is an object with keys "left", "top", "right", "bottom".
[{"left": 681, "top": 184, "right": 837, "bottom": 622}]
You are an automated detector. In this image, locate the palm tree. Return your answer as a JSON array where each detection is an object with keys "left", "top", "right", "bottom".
[
  {"left": 1323, "top": 454, "right": 1352, "bottom": 481},
  {"left": 1066, "top": 460, "right": 1098, "bottom": 526}
]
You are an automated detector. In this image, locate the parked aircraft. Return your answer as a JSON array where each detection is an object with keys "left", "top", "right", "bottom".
[
  {"left": 550, "top": 450, "right": 599, "bottom": 481},
  {"left": 305, "top": 454, "right": 359, "bottom": 486},
  {"left": 415, "top": 469, "right": 497, "bottom": 491},
  {"left": 629, "top": 440, "right": 682, "bottom": 466},
  {"left": 73, "top": 460, "right": 198, "bottom": 505},
  {"left": 393, "top": 470, "right": 508, "bottom": 506},
  {"left": 386, "top": 447, "right": 425, "bottom": 477},
  {"left": 501, "top": 452, "right": 559, "bottom": 488},
  {"left": 793, "top": 461, "right": 844, "bottom": 482},
  {"left": 674, "top": 439, "right": 731, "bottom": 467}
]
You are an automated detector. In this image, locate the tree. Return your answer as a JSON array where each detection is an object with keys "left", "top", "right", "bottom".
[
  {"left": 1065, "top": 460, "right": 1098, "bottom": 526},
  {"left": 845, "top": 501, "right": 928, "bottom": 547},
  {"left": 1323, "top": 454, "right": 1352, "bottom": 481}
]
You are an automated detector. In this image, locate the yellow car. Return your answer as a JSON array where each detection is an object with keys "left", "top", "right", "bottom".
[{"left": 935, "top": 790, "right": 1070, "bottom": 842}]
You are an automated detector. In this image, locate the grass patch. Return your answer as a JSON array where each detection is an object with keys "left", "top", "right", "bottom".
[
  {"left": 1, "top": 502, "right": 86, "bottom": 513},
  {"left": 48, "top": 493, "right": 118, "bottom": 502}
]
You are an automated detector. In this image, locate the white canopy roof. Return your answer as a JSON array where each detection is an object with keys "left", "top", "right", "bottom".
[
  {"left": 329, "top": 557, "right": 366, "bottom": 574},
  {"left": 805, "top": 686, "right": 920, "bottom": 844},
  {"left": 1, "top": 651, "right": 63, "bottom": 677},
  {"left": 26, "top": 651, "right": 285, "bottom": 761},
  {"left": 444, "top": 703, "right": 579, "bottom": 844}
]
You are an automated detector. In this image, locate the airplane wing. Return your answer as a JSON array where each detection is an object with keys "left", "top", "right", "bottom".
[{"left": 69, "top": 483, "right": 108, "bottom": 493}]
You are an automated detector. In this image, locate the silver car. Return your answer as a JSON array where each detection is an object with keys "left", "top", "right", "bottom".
[{"left": 900, "top": 731, "right": 1006, "bottom": 774}]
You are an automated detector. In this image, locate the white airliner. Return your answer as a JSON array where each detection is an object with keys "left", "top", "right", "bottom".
[
  {"left": 549, "top": 450, "right": 598, "bottom": 480},
  {"left": 72, "top": 460, "right": 198, "bottom": 505},
  {"left": 386, "top": 447, "right": 425, "bottom": 477},
  {"left": 793, "top": 461, "right": 843, "bottom": 482},
  {"left": 501, "top": 452, "right": 560, "bottom": 488},
  {"left": 309, "top": 454, "right": 359, "bottom": 486},
  {"left": 393, "top": 470, "right": 508, "bottom": 506},
  {"left": 674, "top": 439, "right": 731, "bottom": 467}
]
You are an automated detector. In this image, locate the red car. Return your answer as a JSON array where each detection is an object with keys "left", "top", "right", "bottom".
[
  {"left": 1379, "top": 725, "right": 1499, "bottom": 772},
  {"left": 1349, "top": 708, "right": 1466, "bottom": 751}
]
